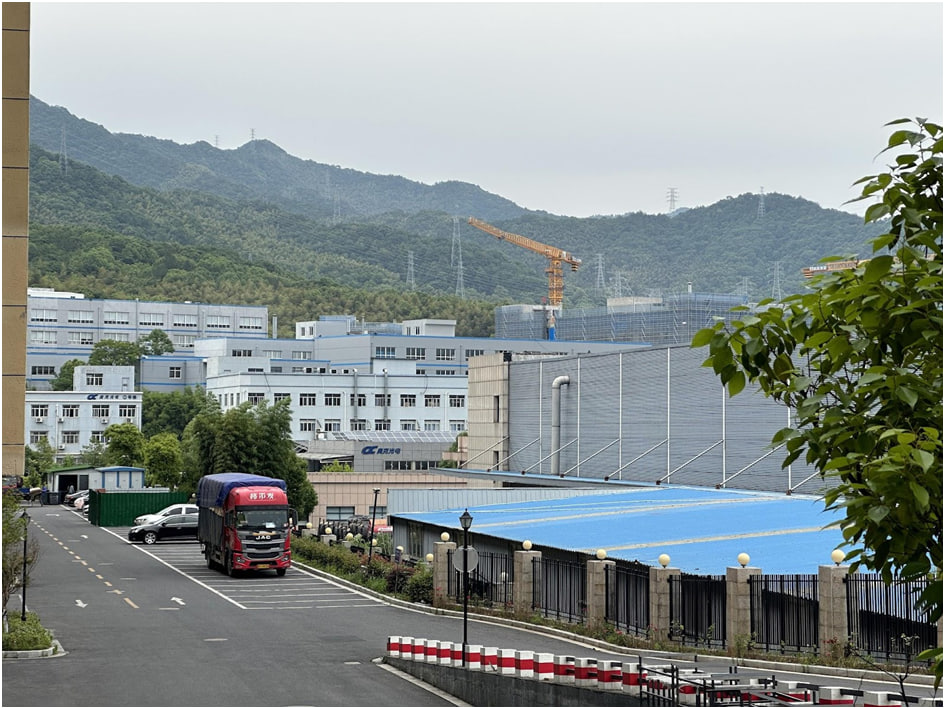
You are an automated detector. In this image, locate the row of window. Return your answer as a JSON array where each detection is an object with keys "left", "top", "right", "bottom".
[
  {"left": 221, "top": 392, "right": 466, "bottom": 408},
  {"left": 228, "top": 347, "right": 488, "bottom": 361},
  {"left": 299, "top": 419, "right": 465, "bottom": 432},
  {"left": 30, "top": 431, "right": 106, "bottom": 445},
  {"left": 30, "top": 310, "right": 263, "bottom": 330},
  {"left": 29, "top": 369, "right": 108, "bottom": 386},
  {"left": 30, "top": 404, "right": 137, "bottom": 419},
  {"left": 30, "top": 331, "right": 199, "bottom": 349}
]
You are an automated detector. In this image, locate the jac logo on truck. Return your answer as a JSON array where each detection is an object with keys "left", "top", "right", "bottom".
[{"left": 361, "top": 446, "right": 401, "bottom": 455}]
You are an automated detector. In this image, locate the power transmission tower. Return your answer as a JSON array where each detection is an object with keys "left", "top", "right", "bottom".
[
  {"left": 452, "top": 217, "right": 465, "bottom": 298},
  {"left": 406, "top": 251, "right": 416, "bottom": 290},
  {"left": 735, "top": 276, "right": 751, "bottom": 297},
  {"left": 58, "top": 125, "right": 68, "bottom": 175},
  {"left": 612, "top": 271, "right": 623, "bottom": 299},
  {"left": 757, "top": 186, "right": 766, "bottom": 219},
  {"left": 595, "top": 254, "right": 606, "bottom": 293},
  {"left": 214, "top": 135, "right": 220, "bottom": 149},
  {"left": 666, "top": 187, "right": 678, "bottom": 212},
  {"left": 770, "top": 261, "right": 783, "bottom": 302}
]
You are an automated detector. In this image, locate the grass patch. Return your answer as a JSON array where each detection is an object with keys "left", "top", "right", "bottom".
[{"left": 3, "top": 612, "right": 54, "bottom": 652}]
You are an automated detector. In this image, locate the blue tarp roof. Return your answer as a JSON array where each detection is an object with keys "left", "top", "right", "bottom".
[{"left": 395, "top": 486, "right": 846, "bottom": 574}]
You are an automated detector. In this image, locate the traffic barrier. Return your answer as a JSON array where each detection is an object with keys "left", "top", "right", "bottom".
[
  {"left": 778, "top": 680, "right": 812, "bottom": 701},
  {"left": 386, "top": 635, "right": 402, "bottom": 658},
  {"left": 400, "top": 636, "right": 414, "bottom": 660},
  {"left": 437, "top": 640, "right": 452, "bottom": 665},
  {"left": 515, "top": 650, "right": 534, "bottom": 679},
  {"left": 553, "top": 655, "right": 575, "bottom": 684},
  {"left": 481, "top": 646, "right": 498, "bottom": 672},
  {"left": 621, "top": 661, "right": 646, "bottom": 688},
  {"left": 597, "top": 660, "right": 622, "bottom": 691},
  {"left": 465, "top": 644, "right": 482, "bottom": 670},
  {"left": 818, "top": 687, "right": 855, "bottom": 705},
  {"left": 497, "top": 648, "right": 517, "bottom": 676},
  {"left": 574, "top": 657, "right": 598, "bottom": 688},
  {"left": 535, "top": 653, "right": 554, "bottom": 681},
  {"left": 424, "top": 638, "right": 439, "bottom": 663},
  {"left": 451, "top": 642, "right": 463, "bottom": 667},
  {"left": 864, "top": 691, "right": 903, "bottom": 707},
  {"left": 412, "top": 637, "right": 426, "bottom": 660}
]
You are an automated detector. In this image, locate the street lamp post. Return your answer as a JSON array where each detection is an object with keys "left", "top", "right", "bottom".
[
  {"left": 368, "top": 488, "right": 380, "bottom": 561},
  {"left": 20, "top": 511, "right": 30, "bottom": 621},
  {"left": 459, "top": 508, "right": 473, "bottom": 666}
]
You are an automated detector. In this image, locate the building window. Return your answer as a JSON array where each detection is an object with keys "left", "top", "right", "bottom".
[
  {"left": 399, "top": 394, "right": 416, "bottom": 407},
  {"left": 375, "top": 346, "right": 396, "bottom": 359},
  {"left": 449, "top": 394, "right": 466, "bottom": 408},
  {"left": 29, "top": 309, "right": 57, "bottom": 322},
  {"left": 29, "top": 330, "right": 57, "bottom": 345},
  {"left": 374, "top": 419, "right": 391, "bottom": 431},
  {"left": 424, "top": 394, "right": 441, "bottom": 408},
  {"left": 30, "top": 405, "right": 49, "bottom": 419},
  {"left": 139, "top": 313, "right": 164, "bottom": 327},
  {"left": 375, "top": 394, "right": 391, "bottom": 407},
  {"left": 369, "top": 505, "right": 388, "bottom": 519},
  {"left": 424, "top": 420, "right": 440, "bottom": 431},
  {"left": 110, "top": 332, "right": 131, "bottom": 342},
  {"left": 169, "top": 366, "right": 182, "bottom": 379},
  {"left": 324, "top": 419, "right": 341, "bottom": 432},
  {"left": 274, "top": 392, "right": 291, "bottom": 403},
  {"left": 118, "top": 404, "right": 137, "bottom": 418},
  {"left": 270, "top": 367, "right": 282, "bottom": 373},
  {"left": 465, "top": 349, "right": 486, "bottom": 360},
  {"left": 291, "top": 351, "right": 309, "bottom": 360},
  {"left": 29, "top": 432, "right": 48, "bottom": 445},
  {"left": 435, "top": 369, "right": 456, "bottom": 376},
  {"left": 350, "top": 419, "right": 368, "bottom": 431},
  {"left": 232, "top": 349, "right": 253, "bottom": 357},
  {"left": 406, "top": 347, "right": 425, "bottom": 360},
  {"left": 494, "top": 395, "right": 501, "bottom": 423},
  {"left": 206, "top": 315, "right": 231, "bottom": 329},
  {"left": 299, "top": 393, "right": 317, "bottom": 406},
  {"left": 248, "top": 392, "right": 266, "bottom": 405},
  {"left": 291, "top": 366, "right": 305, "bottom": 373},
  {"left": 449, "top": 420, "right": 467, "bottom": 433},
  {"left": 384, "top": 460, "right": 411, "bottom": 471},
  {"left": 263, "top": 350, "right": 282, "bottom": 358},
  {"left": 90, "top": 431, "right": 105, "bottom": 443},
  {"left": 173, "top": 313, "right": 198, "bottom": 328},
  {"left": 92, "top": 404, "right": 109, "bottom": 418},
  {"left": 68, "top": 331, "right": 95, "bottom": 345},
  {"left": 349, "top": 393, "right": 366, "bottom": 407},
  {"left": 300, "top": 419, "right": 319, "bottom": 432},
  {"left": 239, "top": 316, "right": 264, "bottom": 330},
  {"left": 103, "top": 311, "right": 130, "bottom": 325},
  {"left": 62, "top": 405, "right": 79, "bottom": 418},
  {"left": 67, "top": 310, "right": 94, "bottom": 324},
  {"left": 435, "top": 348, "right": 456, "bottom": 361},
  {"left": 31, "top": 365, "right": 56, "bottom": 376},
  {"left": 326, "top": 506, "right": 355, "bottom": 522},
  {"left": 173, "top": 335, "right": 195, "bottom": 349},
  {"left": 400, "top": 420, "right": 417, "bottom": 431},
  {"left": 86, "top": 372, "right": 104, "bottom": 386},
  {"left": 62, "top": 431, "right": 79, "bottom": 444}
]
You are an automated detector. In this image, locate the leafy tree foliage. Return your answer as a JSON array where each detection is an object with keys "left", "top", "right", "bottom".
[
  {"left": 50, "top": 359, "right": 84, "bottom": 391},
  {"left": 2, "top": 494, "right": 39, "bottom": 611},
  {"left": 144, "top": 433, "right": 183, "bottom": 489},
  {"left": 78, "top": 441, "right": 108, "bottom": 468},
  {"left": 89, "top": 339, "right": 139, "bottom": 367},
  {"left": 694, "top": 118, "right": 942, "bottom": 680},
  {"left": 142, "top": 387, "right": 213, "bottom": 439},
  {"left": 24, "top": 441, "right": 55, "bottom": 485},
  {"left": 103, "top": 422, "right": 146, "bottom": 468},
  {"left": 138, "top": 329, "right": 174, "bottom": 357}
]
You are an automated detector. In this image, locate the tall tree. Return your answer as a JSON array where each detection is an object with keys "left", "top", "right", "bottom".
[
  {"left": 144, "top": 433, "right": 183, "bottom": 489},
  {"left": 50, "top": 358, "right": 84, "bottom": 391},
  {"left": 694, "top": 118, "right": 942, "bottom": 681},
  {"left": 138, "top": 329, "right": 174, "bottom": 357},
  {"left": 103, "top": 422, "right": 146, "bottom": 467},
  {"left": 89, "top": 339, "right": 139, "bottom": 367},
  {"left": 142, "top": 387, "right": 212, "bottom": 438}
]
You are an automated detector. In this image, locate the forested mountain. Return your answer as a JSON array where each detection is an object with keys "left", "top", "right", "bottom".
[{"left": 29, "top": 95, "right": 883, "bottom": 307}]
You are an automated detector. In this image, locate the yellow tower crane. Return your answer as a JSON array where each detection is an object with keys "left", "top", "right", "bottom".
[{"left": 467, "top": 217, "right": 582, "bottom": 307}]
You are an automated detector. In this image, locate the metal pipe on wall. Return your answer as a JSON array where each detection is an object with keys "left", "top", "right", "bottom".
[{"left": 550, "top": 375, "right": 570, "bottom": 477}]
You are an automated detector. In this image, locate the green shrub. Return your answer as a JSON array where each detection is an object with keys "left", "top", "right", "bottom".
[
  {"left": 291, "top": 537, "right": 362, "bottom": 574},
  {"left": 405, "top": 568, "right": 434, "bottom": 604},
  {"left": 384, "top": 565, "right": 413, "bottom": 594},
  {"left": 2, "top": 612, "right": 53, "bottom": 651}
]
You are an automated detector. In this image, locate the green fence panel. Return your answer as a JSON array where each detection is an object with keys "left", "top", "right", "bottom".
[{"left": 88, "top": 490, "right": 190, "bottom": 527}]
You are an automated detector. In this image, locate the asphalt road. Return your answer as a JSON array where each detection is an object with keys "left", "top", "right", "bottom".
[{"left": 4, "top": 505, "right": 941, "bottom": 707}]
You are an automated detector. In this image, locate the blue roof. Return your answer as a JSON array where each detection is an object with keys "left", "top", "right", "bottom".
[{"left": 397, "top": 486, "right": 845, "bottom": 574}]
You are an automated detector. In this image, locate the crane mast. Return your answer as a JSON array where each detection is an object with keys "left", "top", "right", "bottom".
[{"left": 467, "top": 217, "right": 581, "bottom": 307}]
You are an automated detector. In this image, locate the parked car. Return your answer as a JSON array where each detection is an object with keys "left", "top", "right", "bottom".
[
  {"left": 70, "top": 490, "right": 91, "bottom": 508},
  {"left": 65, "top": 489, "right": 89, "bottom": 505},
  {"left": 133, "top": 504, "right": 199, "bottom": 527},
  {"left": 128, "top": 513, "right": 198, "bottom": 545}
]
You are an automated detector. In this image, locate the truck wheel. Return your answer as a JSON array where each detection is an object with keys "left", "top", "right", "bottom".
[
  {"left": 205, "top": 546, "right": 214, "bottom": 570},
  {"left": 225, "top": 553, "right": 235, "bottom": 577},
  {"left": 276, "top": 568, "right": 287, "bottom": 577},
  {"left": 143, "top": 531, "right": 158, "bottom": 545}
]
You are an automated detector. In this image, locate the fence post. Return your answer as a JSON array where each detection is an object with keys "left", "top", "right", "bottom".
[
  {"left": 726, "top": 563, "right": 761, "bottom": 654},
  {"left": 818, "top": 562, "right": 849, "bottom": 656},
  {"left": 433, "top": 540, "right": 456, "bottom": 607},
  {"left": 649, "top": 563, "right": 680, "bottom": 643},
  {"left": 513, "top": 548, "right": 542, "bottom": 616},
  {"left": 586, "top": 558, "right": 614, "bottom": 625}
]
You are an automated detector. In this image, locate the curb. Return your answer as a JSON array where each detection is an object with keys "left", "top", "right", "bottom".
[
  {"left": 2, "top": 639, "right": 66, "bottom": 660},
  {"left": 292, "top": 559, "right": 938, "bottom": 688}
]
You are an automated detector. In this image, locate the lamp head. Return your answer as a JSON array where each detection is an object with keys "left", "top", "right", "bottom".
[
  {"left": 522, "top": 540, "right": 533, "bottom": 551},
  {"left": 425, "top": 553, "right": 434, "bottom": 563},
  {"left": 830, "top": 548, "right": 845, "bottom": 566},
  {"left": 737, "top": 552, "right": 750, "bottom": 568},
  {"left": 658, "top": 553, "right": 670, "bottom": 568},
  {"left": 459, "top": 508, "right": 473, "bottom": 531},
  {"left": 440, "top": 531, "right": 450, "bottom": 542},
  {"left": 324, "top": 526, "right": 332, "bottom": 536},
  {"left": 595, "top": 549, "right": 607, "bottom": 560}
]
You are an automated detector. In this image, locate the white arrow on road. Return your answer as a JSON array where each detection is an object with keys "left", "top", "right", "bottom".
[
  {"left": 171, "top": 597, "right": 186, "bottom": 606},
  {"left": 75, "top": 600, "right": 87, "bottom": 608}
]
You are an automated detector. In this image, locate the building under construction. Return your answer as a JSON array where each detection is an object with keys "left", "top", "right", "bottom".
[{"left": 495, "top": 292, "right": 751, "bottom": 345}]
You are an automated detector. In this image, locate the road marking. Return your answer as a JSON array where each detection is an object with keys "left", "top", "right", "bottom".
[
  {"left": 204, "top": 638, "right": 228, "bottom": 642},
  {"left": 75, "top": 600, "right": 87, "bottom": 608},
  {"left": 123, "top": 598, "right": 138, "bottom": 609},
  {"left": 108, "top": 589, "right": 124, "bottom": 595},
  {"left": 96, "top": 574, "right": 104, "bottom": 580},
  {"left": 159, "top": 608, "right": 181, "bottom": 611},
  {"left": 104, "top": 581, "right": 113, "bottom": 587},
  {"left": 171, "top": 597, "right": 186, "bottom": 605}
]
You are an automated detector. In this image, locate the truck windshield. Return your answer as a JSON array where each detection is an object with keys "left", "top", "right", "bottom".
[{"left": 235, "top": 509, "right": 289, "bottom": 531}]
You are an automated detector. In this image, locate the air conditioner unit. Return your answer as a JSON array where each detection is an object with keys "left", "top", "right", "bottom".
[
  {"left": 57, "top": 417, "right": 64, "bottom": 423},
  {"left": 100, "top": 418, "right": 109, "bottom": 424},
  {"left": 124, "top": 417, "right": 133, "bottom": 424},
  {"left": 58, "top": 445, "right": 65, "bottom": 451},
  {"left": 34, "top": 417, "right": 44, "bottom": 424}
]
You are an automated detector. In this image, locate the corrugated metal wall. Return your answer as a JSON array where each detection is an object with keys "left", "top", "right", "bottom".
[
  {"left": 508, "top": 346, "right": 821, "bottom": 494},
  {"left": 88, "top": 490, "right": 191, "bottom": 527}
]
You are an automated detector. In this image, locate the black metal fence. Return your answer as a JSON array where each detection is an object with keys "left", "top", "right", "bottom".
[
  {"left": 749, "top": 574, "right": 819, "bottom": 654},
  {"left": 846, "top": 574, "right": 937, "bottom": 663},
  {"left": 446, "top": 549, "right": 514, "bottom": 609},
  {"left": 669, "top": 573, "right": 726, "bottom": 649},
  {"left": 605, "top": 559, "right": 651, "bottom": 636},
  {"left": 532, "top": 557, "right": 586, "bottom": 623}
]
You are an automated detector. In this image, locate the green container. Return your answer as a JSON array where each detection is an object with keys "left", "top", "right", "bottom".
[{"left": 88, "top": 490, "right": 190, "bottom": 527}]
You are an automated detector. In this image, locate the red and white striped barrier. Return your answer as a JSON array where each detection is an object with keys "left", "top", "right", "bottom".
[
  {"left": 437, "top": 640, "right": 452, "bottom": 665},
  {"left": 481, "top": 646, "right": 498, "bottom": 672},
  {"left": 399, "top": 636, "right": 414, "bottom": 660},
  {"left": 864, "top": 690, "right": 903, "bottom": 707},
  {"left": 777, "top": 680, "right": 811, "bottom": 701},
  {"left": 553, "top": 655, "right": 575, "bottom": 684},
  {"left": 535, "top": 653, "right": 554, "bottom": 681},
  {"left": 818, "top": 687, "right": 855, "bottom": 705},
  {"left": 597, "top": 660, "right": 622, "bottom": 691},
  {"left": 451, "top": 642, "right": 463, "bottom": 667},
  {"left": 412, "top": 637, "right": 426, "bottom": 661},
  {"left": 497, "top": 648, "right": 517, "bottom": 676},
  {"left": 621, "top": 661, "right": 646, "bottom": 688},
  {"left": 424, "top": 638, "right": 439, "bottom": 663},
  {"left": 465, "top": 644, "right": 482, "bottom": 670},
  {"left": 386, "top": 635, "right": 402, "bottom": 658},
  {"left": 574, "top": 657, "right": 598, "bottom": 688},
  {"left": 515, "top": 650, "right": 534, "bottom": 679}
]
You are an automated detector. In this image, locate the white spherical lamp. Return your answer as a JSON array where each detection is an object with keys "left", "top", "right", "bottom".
[
  {"left": 658, "top": 553, "right": 671, "bottom": 568},
  {"left": 522, "top": 540, "right": 533, "bottom": 551},
  {"left": 440, "top": 531, "right": 450, "bottom": 542},
  {"left": 595, "top": 549, "right": 607, "bottom": 560},
  {"left": 830, "top": 549, "right": 846, "bottom": 565},
  {"left": 737, "top": 552, "right": 750, "bottom": 568}
]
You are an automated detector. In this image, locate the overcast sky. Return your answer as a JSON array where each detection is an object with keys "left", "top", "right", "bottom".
[{"left": 29, "top": 2, "right": 943, "bottom": 217}]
